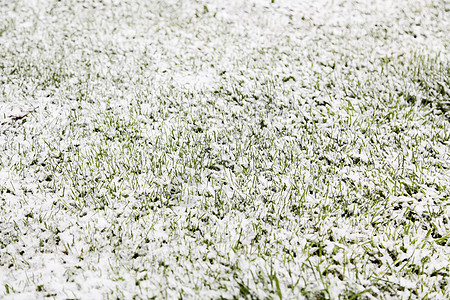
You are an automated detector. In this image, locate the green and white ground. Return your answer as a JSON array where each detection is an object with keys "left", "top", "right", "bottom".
[{"left": 0, "top": 0, "right": 449, "bottom": 299}]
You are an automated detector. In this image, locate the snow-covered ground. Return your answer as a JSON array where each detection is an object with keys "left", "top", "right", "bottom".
[{"left": 0, "top": 0, "right": 449, "bottom": 299}]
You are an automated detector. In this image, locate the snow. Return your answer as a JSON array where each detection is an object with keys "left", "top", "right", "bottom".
[{"left": 1, "top": 0, "right": 450, "bottom": 298}]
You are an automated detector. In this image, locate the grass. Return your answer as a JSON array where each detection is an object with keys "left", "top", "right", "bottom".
[{"left": 0, "top": 0, "right": 449, "bottom": 299}]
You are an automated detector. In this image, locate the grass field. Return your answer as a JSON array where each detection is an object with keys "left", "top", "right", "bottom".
[{"left": 0, "top": 0, "right": 449, "bottom": 299}]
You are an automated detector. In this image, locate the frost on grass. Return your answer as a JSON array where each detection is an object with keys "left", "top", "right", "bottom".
[{"left": 0, "top": 0, "right": 449, "bottom": 299}]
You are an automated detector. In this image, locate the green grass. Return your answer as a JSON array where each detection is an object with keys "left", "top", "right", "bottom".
[{"left": 0, "top": 0, "right": 449, "bottom": 299}]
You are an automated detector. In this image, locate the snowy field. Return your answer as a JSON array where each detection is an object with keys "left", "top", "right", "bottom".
[{"left": 0, "top": 0, "right": 449, "bottom": 299}]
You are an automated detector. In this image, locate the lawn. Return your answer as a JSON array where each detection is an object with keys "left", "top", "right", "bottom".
[{"left": 0, "top": 0, "right": 449, "bottom": 299}]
